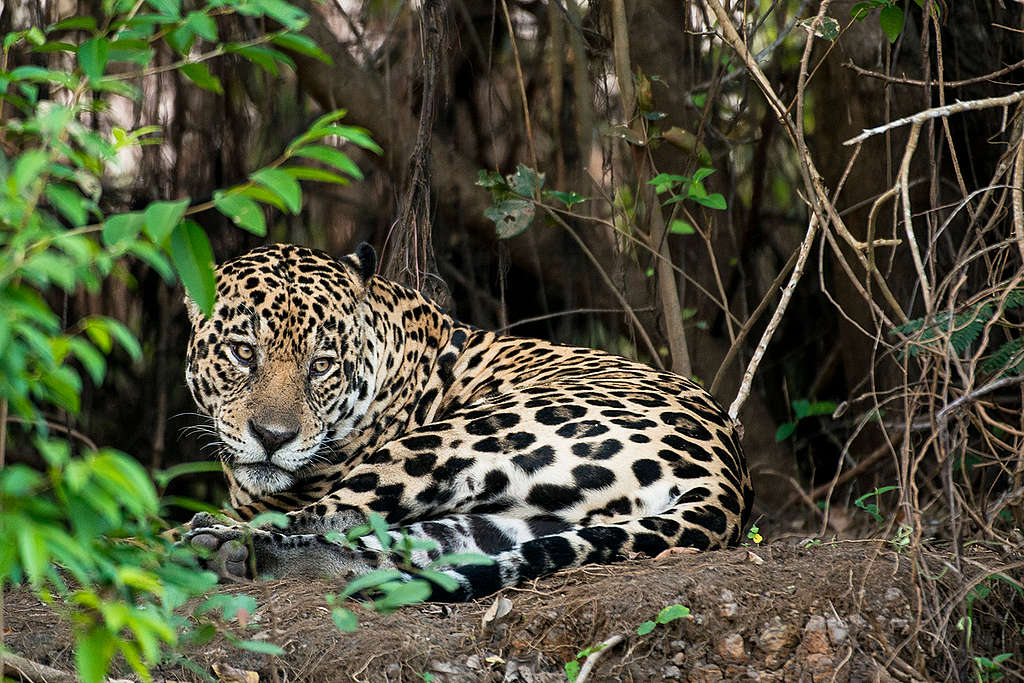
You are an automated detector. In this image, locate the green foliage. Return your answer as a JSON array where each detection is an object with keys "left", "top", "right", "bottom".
[
  {"left": 648, "top": 169, "right": 727, "bottom": 211},
  {"left": 636, "top": 603, "right": 691, "bottom": 635},
  {"left": 891, "top": 289, "right": 1024, "bottom": 375},
  {"left": 323, "top": 512, "right": 494, "bottom": 631},
  {"left": 853, "top": 485, "right": 899, "bottom": 523},
  {"left": 1, "top": 1, "right": 374, "bottom": 679},
  {"left": 852, "top": 0, "right": 940, "bottom": 43},
  {"left": 774, "top": 399, "right": 837, "bottom": 442}
]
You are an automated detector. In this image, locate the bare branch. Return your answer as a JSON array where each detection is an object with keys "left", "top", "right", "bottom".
[{"left": 844, "top": 90, "right": 1024, "bottom": 145}]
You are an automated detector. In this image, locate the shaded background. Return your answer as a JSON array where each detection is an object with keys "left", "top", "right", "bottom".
[{"left": 4, "top": 0, "right": 1023, "bottom": 544}]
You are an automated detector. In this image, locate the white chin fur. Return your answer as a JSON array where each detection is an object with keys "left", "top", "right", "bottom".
[{"left": 232, "top": 463, "right": 296, "bottom": 496}]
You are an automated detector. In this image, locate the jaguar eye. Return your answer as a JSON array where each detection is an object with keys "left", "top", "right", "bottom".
[
  {"left": 230, "top": 342, "right": 255, "bottom": 365},
  {"left": 310, "top": 357, "right": 334, "bottom": 377}
]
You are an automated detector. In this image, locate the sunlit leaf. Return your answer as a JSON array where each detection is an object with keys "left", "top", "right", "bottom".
[
  {"left": 213, "top": 191, "right": 266, "bottom": 235},
  {"left": 168, "top": 220, "right": 216, "bottom": 317},
  {"left": 250, "top": 168, "right": 301, "bottom": 214}
]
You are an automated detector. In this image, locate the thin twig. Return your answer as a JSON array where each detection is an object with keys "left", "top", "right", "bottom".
[
  {"left": 5, "top": 416, "right": 98, "bottom": 452},
  {"left": 500, "top": 0, "right": 538, "bottom": 170},
  {"left": 728, "top": 214, "right": 820, "bottom": 420},
  {"left": 844, "top": 57, "right": 1024, "bottom": 89},
  {"left": 544, "top": 209, "right": 664, "bottom": 368},
  {"left": 844, "top": 89, "right": 1024, "bottom": 145},
  {"left": 575, "top": 634, "right": 625, "bottom": 683}
]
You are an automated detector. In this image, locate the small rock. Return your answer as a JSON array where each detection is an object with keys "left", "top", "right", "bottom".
[
  {"left": 827, "top": 616, "right": 848, "bottom": 645},
  {"left": 664, "top": 664, "right": 683, "bottom": 679},
  {"left": 805, "top": 653, "right": 835, "bottom": 682},
  {"left": 884, "top": 587, "right": 905, "bottom": 604},
  {"left": 673, "top": 652, "right": 686, "bottom": 666},
  {"left": 718, "top": 633, "right": 747, "bottom": 663},
  {"left": 720, "top": 589, "right": 735, "bottom": 602},
  {"left": 848, "top": 613, "right": 868, "bottom": 628},
  {"left": 890, "top": 617, "right": 910, "bottom": 635},
  {"left": 802, "top": 615, "right": 830, "bottom": 655},
  {"left": 687, "top": 664, "right": 723, "bottom": 682},
  {"left": 720, "top": 602, "right": 739, "bottom": 618},
  {"left": 758, "top": 617, "right": 798, "bottom": 656}
]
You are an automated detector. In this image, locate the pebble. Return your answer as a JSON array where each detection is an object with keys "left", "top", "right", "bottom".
[
  {"left": 827, "top": 615, "right": 848, "bottom": 645},
  {"left": 719, "top": 633, "right": 747, "bottom": 663}
]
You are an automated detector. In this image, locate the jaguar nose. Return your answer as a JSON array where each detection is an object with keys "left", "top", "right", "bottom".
[{"left": 248, "top": 419, "right": 299, "bottom": 456}]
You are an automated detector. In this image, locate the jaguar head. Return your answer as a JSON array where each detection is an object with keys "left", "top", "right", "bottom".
[{"left": 184, "top": 243, "right": 377, "bottom": 499}]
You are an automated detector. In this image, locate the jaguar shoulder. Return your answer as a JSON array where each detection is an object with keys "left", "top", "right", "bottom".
[{"left": 183, "top": 243, "right": 753, "bottom": 600}]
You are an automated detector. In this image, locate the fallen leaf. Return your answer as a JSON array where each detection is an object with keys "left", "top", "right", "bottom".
[
  {"left": 655, "top": 546, "right": 700, "bottom": 560},
  {"left": 212, "top": 662, "right": 259, "bottom": 683}
]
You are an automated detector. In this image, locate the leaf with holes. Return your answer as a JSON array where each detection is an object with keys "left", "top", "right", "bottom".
[{"left": 484, "top": 199, "right": 534, "bottom": 239}]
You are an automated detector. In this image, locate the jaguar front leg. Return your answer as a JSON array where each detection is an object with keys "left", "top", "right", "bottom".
[{"left": 183, "top": 512, "right": 379, "bottom": 581}]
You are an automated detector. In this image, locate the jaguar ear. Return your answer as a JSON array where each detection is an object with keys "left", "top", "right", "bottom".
[{"left": 352, "top": 242, "right": 377, "bottom": 283}]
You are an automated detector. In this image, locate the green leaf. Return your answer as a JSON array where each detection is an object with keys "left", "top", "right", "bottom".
[
  {"left": 240, "top": 185, "right": 288, "bottom": 212},
  {"left": 292, "top": 145, "right": 363, "bottom": 179},
  {"left": 143, "top": 197, "right": 189, "bottom": 243},
  {"left": 508, "top": 164, "right": 544, "bottom": 196},
  {"left": 373, "top": 579, "right": 431, "bottom": 610},
  {"left": 235, "top": 639, "right": 284, "bottom": 655},
  {"left": 248, "top": 0, "right": 307, "bottom": 29},
  {"left": 543, "top": 190, "right": 585, "bottom": 209},
  {"left": 128, "top": 241, "right": 175, "bottom": 283},
  {"left": 250, "top": 167, "right": 302, "bottom": 213},
  {"left": 341, "top": 569, "right": 403, "bottom": 598},
  {"left": 214, "top": 191, "right": 266, "bottom": 235},
  {"left": 185, "top": 11, "right": 217, "bottom": 41},
  {"left": 16, "top": 525, "right": 49, "bottom": 587},
  {"left": 694, "top": 193, "right": 727, "bottom": 210},
  {"left": 231, "top": 45, "right": 288, "bottom": 75},
  {"left": 180, "top": 62, "right": 223, "bottom": 93},
  {"left": 67, "top": 336, "right": 106, "bottom": 385},
  {"left": 427, "top": 552, "right": 495, "bottom": 568},
  {"left": 103, "top": 212, "right": 145, "bottom": 248},
  {"left": 97, "top": 317, "right": 143, "bottom": 361},
  {"left": 145, "top": 0, "right": 181, "bottom": 19},
  {"left": 692, "top": 167, "right": 715, "bottom": 183},
  {"left": 792, "top": 399, "right": 811, "bottom": 420},
  {"left": 318, "top": 125, "right": 382, "bottom": 154},
  {"left": 669, "top": 219, "right": 694, "bottom": 235},
  {"left": 656, "top": 604, "right": 690, "bottom": 624},
  {"left": 283, "top": 166, "right": 350, "bottom": 185},
  {"left": 45, "top": 183, "right": 88, "bottom": 225},
  {"left": 417, "top": 569, "right": 459, "bottom": 592},
  {"left": 75, "top": 627, "right": 117, "bottom": 683},
  {"left": 271, "top": 33, "right": 330, "bottom": 63},
  {"left": 565, "top": 659, "right": 581, "bottom": 682},
  {"left": 879, "top": 6, "right": 904, "bottom": 43},
  {"left": 636, "top": 620, "right": 656, "bottom": 635},
  {"left": 774, "top": 422, "right": 796, "bottom": 442},
  {"left": 78, "top": 37, "right": 109, "bottom": 81},
  {"left": 484, "top": 199, "right": 534, "bottom": 239},
  {"left": 13, "top": 150, "right": 50, "bottom": 191},
  {"left": 49, "top": 16, "right": 98, "bottom": 31},
  {"left": 331, "top": 607, "right": 358, "bottom": 632},
  {"left": 309, "top": 109, "right": 348, "bottom": 129},
  {"left": 169, "top": 220, "right": 216, "bottom": 317},
  {"left": 249, "top": 511, "right": 291, "bottom": 529}
]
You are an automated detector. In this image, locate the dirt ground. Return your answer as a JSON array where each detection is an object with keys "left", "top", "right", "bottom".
[{"left": 5, "top": 539, "right": 1022, "bottom": 682}]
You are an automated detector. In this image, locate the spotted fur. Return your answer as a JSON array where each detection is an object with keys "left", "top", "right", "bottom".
[{"left": 183, "top": 243, "right": 753, "bottom": 600}]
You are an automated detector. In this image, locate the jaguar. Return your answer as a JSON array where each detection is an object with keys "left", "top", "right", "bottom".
[{"left": 183, "top": 243, "right": 753, "bottom": 600}]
